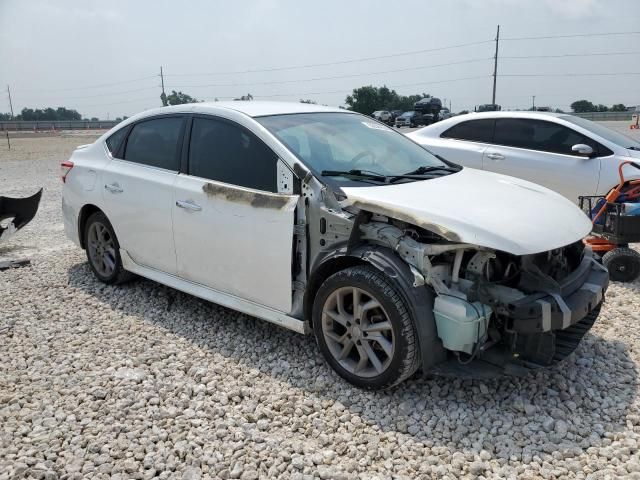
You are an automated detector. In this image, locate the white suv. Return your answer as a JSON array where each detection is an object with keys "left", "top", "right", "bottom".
[
  {"left": 407, "top": 111, "right": 640, "bottom": 202},
  {"left": 62, "top": 102, "right": 608, "bottom": 389}
]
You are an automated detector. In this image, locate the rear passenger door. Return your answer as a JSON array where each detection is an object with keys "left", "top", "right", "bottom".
[
  {"left": 433, "top": 118, "right": 495, "bottom": 169},
  {"left": 483, "top": 118, "right": 600, "bottom": 202},
  {"left": 101, "top": 115, "right": 185, "bottom": 274},
  {"left": 172, "top": 115, "right": 298, "bottom": 313}
]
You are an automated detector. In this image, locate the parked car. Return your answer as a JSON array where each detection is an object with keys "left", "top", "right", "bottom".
[
  {"left": 390, "top": 110, "right": 404, "bottom": 122},
  {"left": 394, "top": 111, "right": 420, "bottom": 128},
  {"left": 440, "top": 108, "right": 455, "bottom": 120},
  {"left": 62, "top": 102, "right": 607, "bottom": 390},
  {"left": 371, "top": 110, "right": 392, "bottom": 123},
  {"left": 407, "top": 111, "right": 640, "bottom": 203}
]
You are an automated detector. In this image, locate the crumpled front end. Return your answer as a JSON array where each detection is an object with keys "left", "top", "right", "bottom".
[
  {"left": 0, "top": 189, "right": 43, "bottom": 244},
  {"left": 357, "top": 215, "right": 608, "bottom": 377}
]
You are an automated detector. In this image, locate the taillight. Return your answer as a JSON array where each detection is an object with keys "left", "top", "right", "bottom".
[{"left": 61, "top": 161, "right": 74, "bottom": 183}]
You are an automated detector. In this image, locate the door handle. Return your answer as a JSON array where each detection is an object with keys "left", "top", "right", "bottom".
[
  {"left": 104, "top": 182, "right": 123, "bottom": 193},
  {"left": 176, "top": 200, "right": 202, "bottom": 212},
  {"left": 486, "top": 153, "right": 505, "bottom": 160}
]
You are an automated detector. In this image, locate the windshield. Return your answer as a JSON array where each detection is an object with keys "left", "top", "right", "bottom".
[
  {"left": 561, "top": 115, "right": 640, "bottom": 149},
  {"left": 258, "top": 112, "right": 449, "bottom": 186},
  {"left": 400, "top": 111, "right": 414, "bottom": 117}
]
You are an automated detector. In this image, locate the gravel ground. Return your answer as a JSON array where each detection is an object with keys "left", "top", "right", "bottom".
[{"left": 1, "top": 133, "right": 640, "bottom": 480}]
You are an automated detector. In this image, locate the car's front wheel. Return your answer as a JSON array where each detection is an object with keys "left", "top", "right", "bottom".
[
  {"left": 84, "top": 211, "right": 133, "bottom": 284},
  {"left": 313, "top": 265, "right": 420, "bottom": 389}
]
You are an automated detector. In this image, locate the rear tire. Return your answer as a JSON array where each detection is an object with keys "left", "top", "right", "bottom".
[
  {"left": 602, "top": 247, "right": 640, "bottom": 282},
  {"left": 312, "top": 265, "right": 420, "bottom": 390},
  {"left": 84, "top": 211, "right": 134, "bottom": 285}
]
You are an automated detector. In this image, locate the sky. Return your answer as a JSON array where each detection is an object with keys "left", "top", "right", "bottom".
[{"left": 1, "top": 0, "right": 639, "bottom": 119}]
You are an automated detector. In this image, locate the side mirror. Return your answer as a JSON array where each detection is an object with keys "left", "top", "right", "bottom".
[{"left": 571, "top": 144, "right": 594, "bottom": 157}]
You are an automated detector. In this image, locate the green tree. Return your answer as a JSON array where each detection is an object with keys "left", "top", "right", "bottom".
[
  {"left": 16, "top": 106, "right": 81, "bottom": 121},
  {"left": 570, "top": 100, "right": 595, "bottom": 113},
  {"left": 345, "top": 85, "right": 431, "bottom": 114},
  {"left": 165, "top": 90, "right": 199, "bottom": 105},
  {"left": 611, "top": 103, "right": 627, "bottom": 112},
  {"left": 300, "top": 99, "right": 317, "bottom": 104},
  {"left": 0, "top": 112, "right": 12, "bottom": 120},
  {"left": 595, "top": 104, "right": 609, "bottom": 112},
  {"left": 234, "top": 93, "right": 254, "bottom": 101}
]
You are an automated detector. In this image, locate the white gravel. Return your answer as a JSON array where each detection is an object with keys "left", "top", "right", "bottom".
[{"left": 1, "top": 135, "right": 640, "bottom": 479}]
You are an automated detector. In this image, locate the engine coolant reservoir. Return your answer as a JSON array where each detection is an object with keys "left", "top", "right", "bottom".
[{"left": 433, "top": 295, "right": 492, "bottom": 355}]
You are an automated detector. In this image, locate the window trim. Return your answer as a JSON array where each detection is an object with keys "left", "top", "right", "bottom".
[
  {"left": 183, "top": 113, "right": 281, "bottom": 193},
  {"left": 116, "top": 114, "right": 187, "bottom": 172},
  {"left": 440, "top": 118, "right": 496, "bottom": 144},
  {"left": 491, "top": 118, "right": 611, "bottom": 158}
]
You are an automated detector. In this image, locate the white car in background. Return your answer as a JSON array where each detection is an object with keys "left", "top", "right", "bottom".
[{"left": 407, "top": 111, "right": 640, "bottom": 202}]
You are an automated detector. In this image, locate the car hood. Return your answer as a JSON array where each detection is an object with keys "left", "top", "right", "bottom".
[
  {"left": 625, "top": 149, "right": 640, "bottom": 159},
  {"left": 342, "top": 168, "right": 592, "bottom": 255}
]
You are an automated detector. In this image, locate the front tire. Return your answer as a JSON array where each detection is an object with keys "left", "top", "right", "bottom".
[
  {"left": 312, "top": 265, "right": 420, "bottom": 390},
  {"left": 84, "top": 211, "right": 133, "bottom": 284},
  {"left": 603, "top": 247, "right": 640, "bottom": 282}
]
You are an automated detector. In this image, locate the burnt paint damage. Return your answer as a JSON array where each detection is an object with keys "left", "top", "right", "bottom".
[
  {"left": 350, "top": 200, "right": 462, "bottom": 242},
  {"left": 202, "top": 182, "right": 295, "bottom": 210}
]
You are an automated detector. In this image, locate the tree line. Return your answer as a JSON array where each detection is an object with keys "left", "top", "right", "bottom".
[{"left": 0, "top": 89, "right": 632, "bottom": 121}]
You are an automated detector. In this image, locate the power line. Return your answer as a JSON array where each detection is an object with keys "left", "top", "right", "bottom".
[
  {"left": 502, "top": 31, "right": 640, "bottom": 41},
  {"left": 502, "top": 51, "right": 640, "bottom": 59},
  {"left": 163, "top": 39, "right": 494, "bottom": 78},
  {"left": 13, "top": 75, "right": 158, "bottom": 93},
  {"left": 501, "top": 72, "right": 640, "bottom": 77},
  {"left": 167, "top": 58, "right": 492, "bottom": 89}
]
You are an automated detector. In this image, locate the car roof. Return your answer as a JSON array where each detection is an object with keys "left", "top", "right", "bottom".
[
  {"left": 459, "top": 111, "right": 565, "bottom": 120},
  {"left": 138, "top": 101, "right": 346, "bottom": 119}
]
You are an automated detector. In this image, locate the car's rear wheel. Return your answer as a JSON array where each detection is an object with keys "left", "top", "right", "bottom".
[
  {"left": 313, "top": 265, "right": 420, "bottom": 390},
  {"left": 603, "top": 247, "right": 640, "bottom": 282},
  {"left": 84, "top": 211, "right": 133, "bottom": 284}
]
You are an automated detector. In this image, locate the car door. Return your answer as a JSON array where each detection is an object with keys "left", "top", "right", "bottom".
[
  {"left": 101, "top": 115, "right": 185, "bottom": 274},
  {"left": 483, "top": 118, "right": 600, "bottom": 202},
  {"left": 172, "top": 115, "right": 298, "bottom": 313},
  {"left": 429, "top": 118, "right": 495, "bottom": 170}
]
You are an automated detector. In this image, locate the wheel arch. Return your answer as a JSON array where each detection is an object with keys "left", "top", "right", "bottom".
[
  {"left": 305, "top": 245, "right": 447, "bottom": 373},
  {"left": 77, "top": 204, "right": 103, "bottom": 249}
]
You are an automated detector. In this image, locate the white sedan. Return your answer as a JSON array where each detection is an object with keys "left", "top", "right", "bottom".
[
  {"left": 407, "top": 111, "right": 640, "bottom": 202},
  {"left": 62, "top": 102, "right": 607, "bottom": 389}
]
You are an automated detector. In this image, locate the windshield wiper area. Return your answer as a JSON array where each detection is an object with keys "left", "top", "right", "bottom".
[
  {"left": 389, "top": 165, "right": 461, "bottom": 183},
  {"left": 321, "top": 169, "right": 388, "bottom": 182},
  {"left": 628, "top": 146, "right": 640, "bottom": 151}
]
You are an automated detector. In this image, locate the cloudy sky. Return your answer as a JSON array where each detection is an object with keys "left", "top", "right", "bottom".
[{"left": 1, "top": 0, "right": 639, "bottom": 119}]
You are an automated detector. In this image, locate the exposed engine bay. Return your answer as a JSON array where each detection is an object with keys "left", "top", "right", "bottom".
[{"left": 356, "top": 214, "right": 607, "bottom": 371}]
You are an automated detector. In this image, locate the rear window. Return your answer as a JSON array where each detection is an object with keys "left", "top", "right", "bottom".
[
  {"left": 105, "top": 128, "right": 127, "bottom": 157},
  {"left": 123, "top": 117, "right": 183, "bottom": 170},
  {"left": 441, "top": 119, "right": 495, "bottom": 143}
]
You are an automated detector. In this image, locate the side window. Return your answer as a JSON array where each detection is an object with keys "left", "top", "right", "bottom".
[
  {"left": 123, "top": 117, "right": 183, "bottom": 170},
  {"left": 441, "top": 119, "right": 495, "bottom": 143},
  {"left": 189, "top": 117, "right": 278, "bottom": 192},
  {"left": 105, "top": 127, "right": 127, "bottom": 157},
  {"left": 494, "top": 119, "right": 606, "bottom": 156}
]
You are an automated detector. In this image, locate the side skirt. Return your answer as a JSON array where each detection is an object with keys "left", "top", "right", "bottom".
[{"left": 120, "top": 250, "right": 310, "bottom": 335}]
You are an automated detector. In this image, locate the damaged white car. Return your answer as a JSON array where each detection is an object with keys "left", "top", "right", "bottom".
[{"left": 62, "top": 102, "right": 608, "bottom": 389}]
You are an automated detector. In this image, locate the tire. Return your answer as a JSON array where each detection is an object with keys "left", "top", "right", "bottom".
[
  {"left": 312, "top": 265, "right": 420, "bottom": 390},
  {"left": 84, "top": 211, "right": 134, "bottom": 284},
  {"left": 602, "top": 247, "right": 640, "bottom": 282}
]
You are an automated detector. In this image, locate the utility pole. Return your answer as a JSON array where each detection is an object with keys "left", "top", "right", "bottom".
[
  {"left": 492, "top": 25, "right": 500, "bottom": 105},
  {"left": 7, "top": 85, "right": 14, "bottom": 119},
  {"left": 160, "top": 66, "right": 167, "bottom": 106},
  {"left": 532, "top": 95, "right": 536, "bottom": 111}
]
